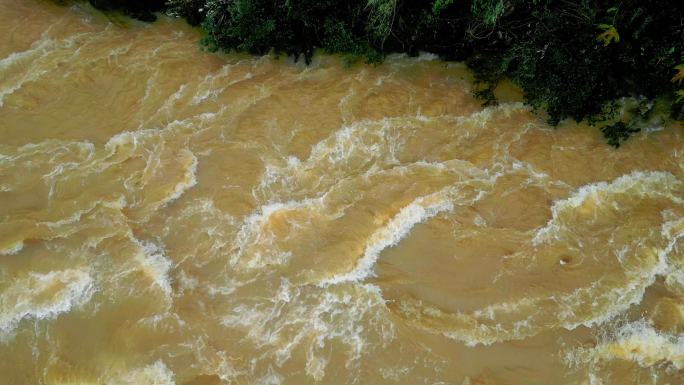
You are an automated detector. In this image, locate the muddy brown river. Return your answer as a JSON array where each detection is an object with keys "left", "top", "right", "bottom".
[{"left": 1, "top": 1, "right": 684, "bottom": 384}]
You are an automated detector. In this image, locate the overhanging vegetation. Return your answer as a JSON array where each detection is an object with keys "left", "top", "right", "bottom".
[{"left": 69, "top": 0, "right": 684, "bottom": 147}]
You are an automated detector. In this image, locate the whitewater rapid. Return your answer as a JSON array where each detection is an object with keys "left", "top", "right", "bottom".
[{"left": 1, "top": 1, "right": 683, "bottom": 385}]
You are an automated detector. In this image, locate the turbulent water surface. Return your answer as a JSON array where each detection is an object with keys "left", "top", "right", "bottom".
[{"left": 2, "top": 1, "right": 684, "bottom": 384}]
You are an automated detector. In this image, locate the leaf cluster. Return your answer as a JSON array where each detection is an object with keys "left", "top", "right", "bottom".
[{"left": 67, "top": 0, "right": 684, "bottom": 146}]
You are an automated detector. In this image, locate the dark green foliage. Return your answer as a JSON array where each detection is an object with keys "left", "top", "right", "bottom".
[
  {"left": 198, "top": 0, "right": 386, "bottom": 64},
  {"left": 471, "top": 0, "right": 507, "bottom": 26},
  {"left": 600, "top": 122, "right": 640, "bottom": 148},
  {"left": 189, "top": 0, "right": 684, "bottom": 146},
  {"left": 87, "top": 0, "right": 166, "bottom": 21},
  {"left": 55, "top": 0, "right": 684, "bottom": 146},
  {"left": 473, "top": 86, "right": 497, "bottom": 107},
  {"left": 167, "top": 0, "right": 204, "bottom": 25},
  {"left": 466, "top": 0, "right": 684, "bottom": 130}
]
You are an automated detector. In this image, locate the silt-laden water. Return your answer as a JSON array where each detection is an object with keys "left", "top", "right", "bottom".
[{"left": 1, "top": 1, "right": 684, "bottom": 384}]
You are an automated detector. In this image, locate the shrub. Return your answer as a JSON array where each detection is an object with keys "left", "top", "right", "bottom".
[
  {"left": 87, "top": 0, "right": 166, "bottom": 21},
  {"left": 55, "top": 0, "right": 684, "bottom": 146}
]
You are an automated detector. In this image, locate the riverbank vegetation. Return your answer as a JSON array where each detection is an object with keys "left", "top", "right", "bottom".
[{"left": 68, "top": 0, "right": 683, "bottom": 147}]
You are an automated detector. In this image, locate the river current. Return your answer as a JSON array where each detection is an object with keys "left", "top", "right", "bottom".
[{"left": 1, "top": 1, "right": 684, "bottom": 384}]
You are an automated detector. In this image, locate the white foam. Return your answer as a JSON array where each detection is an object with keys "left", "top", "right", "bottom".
[
  {"left": 256, "top": 368, "right": 282, "bottom": 385},
  {"left": 191, "top": 68, "right": 253, "bottom": 105},
  {"left": 415, "top": 52, "right": 440, "bottom": 61},
  {"left": 557, "top": 261, "right": 666, "bottom": 331},
  {"left": 533, "top": 171, "right": 683, "bottom": 246},
  {"left": 130, "top": 238, "right": 173, "bottom": 298},
  {"left": 397, "top": 223, "right": 674, "bottom": 345},
  {"left": 229, "top": 198, "right": 324, "bottom": 268},
  {"left": 0, "top": 36, "right": 55, "bottom": 107},
  {"left": 0, "top": 240, "right": 24, "bottom": 256},
  {"left": 662, "top": 216, "right": 684, "bottom": 293},
  {"left": 109, "top": 360, "right": 176, "bottom": 385},
  {"left": 536, "top": 172, "right": 683, "bottom": 330},
  {"left": 319, "top": 192, "right": 453, "bottom": 286},
  {"left": 0, "top": 269, "right": 95, "bottom": 341},
  {"left": 221, "top": 281, "right": 393, "bottom": 380},
  {"left": 395, "top": 298, "right": 539, "bottom": 346},
  {"left": 0, "top": 30, "right": 99, "bottom": 107},
  {"left": 567, "top": 320, "right": 684, "bottom": 370},
  {"left": 255, "top": 118, "right": 405, "bottom": 200},
  {"left": 160, "top": 149, "right": 198, "bottom": 207},
  {"left": 385, "top": 52, "right": 439, "bottom": 64}
]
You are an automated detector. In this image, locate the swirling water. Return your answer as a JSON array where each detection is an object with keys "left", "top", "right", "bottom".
[{"left": 1, "top": 1, "right": 684, "bottom": 384}]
